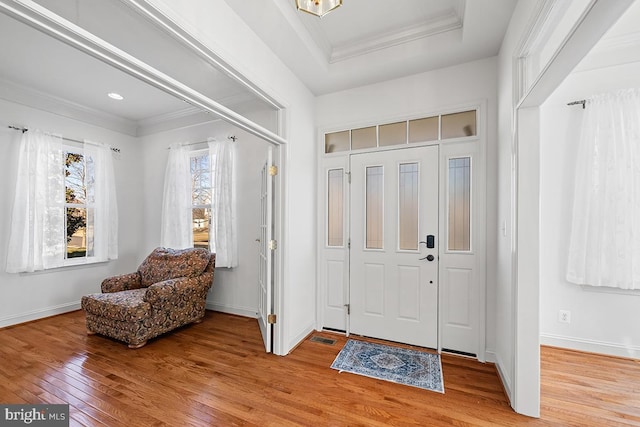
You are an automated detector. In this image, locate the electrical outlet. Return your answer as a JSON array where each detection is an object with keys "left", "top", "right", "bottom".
[{"left": 559, "top": 310, "right": 571, "bottom": 324}]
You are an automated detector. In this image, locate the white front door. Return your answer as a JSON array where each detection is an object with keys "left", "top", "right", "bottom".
[
  {"left": 257, "top": 148, "right": 273, "bottom": 352},
  {"left": 349, "top": 146, "right": 439, "bottom": 349}
]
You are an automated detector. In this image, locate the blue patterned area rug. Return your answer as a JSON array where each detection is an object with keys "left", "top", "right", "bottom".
[{"left": 331, "top": 339, "right": 444, "bottom": 393}]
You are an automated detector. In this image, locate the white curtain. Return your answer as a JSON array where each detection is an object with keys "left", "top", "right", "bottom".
[
  {"left": 161, "top": 142, "right": 193, "bottom": 249},
  {"left": 89, "top": 141, "right": 119, "bottom": 261},
  {"left": 567, "top": 88, "right": 640, "bottom": 290},
  {"left": 209, "top": 138, "right": 238, "bottom": 267},
  {"left": 6, "top": 130, "right": 65, "bottom": 273}
]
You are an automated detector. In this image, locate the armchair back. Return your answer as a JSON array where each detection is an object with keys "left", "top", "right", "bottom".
[{"left": 137, "top": 247, "right": 211, "bottom": 287}]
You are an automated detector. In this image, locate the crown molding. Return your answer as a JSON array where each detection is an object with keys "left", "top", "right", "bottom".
[
  {"left": 330, "top": 8, "right": 463, "bottom": 63},
  {"left": 0, "top": 78, "right": 138, "bottom": 136}
]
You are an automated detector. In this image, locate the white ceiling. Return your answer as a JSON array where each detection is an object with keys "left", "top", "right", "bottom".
[
  {"left": 2, "top": 0, "right": 637, "bottom": 136},
  {"left": 224, "top": 0, "right": 519, "bottom": 95}
]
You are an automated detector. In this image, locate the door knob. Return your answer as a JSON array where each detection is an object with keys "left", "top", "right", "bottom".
[{"left": 419, "top": 254, "right": 435, "bottom": 261}]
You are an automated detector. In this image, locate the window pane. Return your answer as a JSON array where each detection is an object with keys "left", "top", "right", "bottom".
[
  {"left": 442, "top": 110, "right": 477, "bottom": 139},
  {"left": 448, "top": 157, "right": 471, "bottom": 251},
  {"left": 409, "top": 116, "right": 438, "bottom": 143},
  {"left": 66, "top": 207, "right": 87, "bottom": 258},
  {"left": 193, "top": 207, "right": 211, "bottom": 249},
  {"left": 191, "top": 154, "right": 211, "bottom": 205},
  {"left": 399, "top": 163, "right": 419, "bottom": 250},
  {"left": 65, "top": 152, "right": 86, "bottom": 204},
  {"left": 379, "top": 122, "right": 406, "bottom": 147},
  {"left": 325, "top": 131, "right": 350, "bottom": 153},
  {"left": 327, "top": 169, "right": 344, "bottom": 247},
  {"left": 351, "top": 126, "right": 377, "bottom": 150},
  {"left": 366, "top": 166, "right": 384, "bottom": 249}
]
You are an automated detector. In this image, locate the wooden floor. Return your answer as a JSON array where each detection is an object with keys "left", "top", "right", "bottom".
[{"left": 0, "top": 311, "right": 639, "bottom": 426}]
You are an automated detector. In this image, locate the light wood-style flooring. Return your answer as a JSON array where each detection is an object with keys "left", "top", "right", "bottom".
[{"left": 0, "top": 310, "right": 639, "bottom": 426}]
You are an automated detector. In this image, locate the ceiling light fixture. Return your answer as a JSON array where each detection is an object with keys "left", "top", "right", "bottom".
[
  {"left": 107, "top": 92, "right": 124, "bottom": 100},
  {"left": 295, "top": 0, "right": 342, "bottom": 18}
]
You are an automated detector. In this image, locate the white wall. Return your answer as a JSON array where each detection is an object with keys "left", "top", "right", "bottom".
[
  {"left": 540, "top": 61, "right": 640, "bottom": 359},
  {"left": 495, "top": 0, "right": 539, "bottom": 407},
  {"left": 138, "top": 116, "right": 270, "bottom": 318},
  {"left": 0, "top": 99, "right": 143, "bottom": 327},
  {"left": 145, "top": 0, "right": 318, "bottom": 354},
  {"left": 316, "top": 56, "right": 499, "bottom": 354}
]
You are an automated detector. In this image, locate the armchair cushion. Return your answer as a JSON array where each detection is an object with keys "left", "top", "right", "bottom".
[
  {"left": 137, "top": 247, "right": 210, "bottom": 287},
  {"left": 81, "top": 288, "right": 150, "bottom": 322}
]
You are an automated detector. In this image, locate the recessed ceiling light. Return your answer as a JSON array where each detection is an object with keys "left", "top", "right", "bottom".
[{"left": 108, "top": 92, "right": 124, "bottom": 100}]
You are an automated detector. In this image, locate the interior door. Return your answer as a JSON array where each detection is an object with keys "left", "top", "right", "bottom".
[
  {"left": 349, "top": 145, "right": 439, "bottom": 348},
  {"left": 258, "top": 147, "right": 273, "bottom": 352}
]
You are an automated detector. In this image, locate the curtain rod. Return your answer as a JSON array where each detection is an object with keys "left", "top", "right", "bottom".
[
  {"left": 8, "top": 125, "right": 121, "bottom": 153},
  {"left": 167, "top": 135, "right": 237, "bottom": 149},
  {"left": 567, "top": 100, "right": 586, "bottom": 109}
]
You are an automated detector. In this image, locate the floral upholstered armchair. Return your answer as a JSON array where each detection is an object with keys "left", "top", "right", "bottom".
[{"left": 81, "top": 247, "right": 215, "bottom": 348}]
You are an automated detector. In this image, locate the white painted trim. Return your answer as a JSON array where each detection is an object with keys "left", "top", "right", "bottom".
[
  {"left": 0, "top": 0, "right": 286, "bottom": 146},
  {"left": 0, "top": 302, "right": 80, "bottom": 329},
  {"left": 493, "top": 351, "right": 514, "bottom": 404},
  {"left": 287, "top": 322, "right": 315, "bottom": 355},
  {"left": 509, "top": 0, "right": 636, "bottom": 419},
  {"left": 330, "top": 8, "right": 463, "bottom": 63},
  {"left": 123, "top": 0, "right": 283, "bottom": 111},
  {"left": 206, "top": 302, "right": 259, "bottom": 319},
  {"left": 540, "top": 333, "right": 640, "bottom": 360}
]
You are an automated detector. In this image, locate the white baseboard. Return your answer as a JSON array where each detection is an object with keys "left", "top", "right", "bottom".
[
  {"left": 490, "top": 351, "right": 513, "bottom": 405},
  {"left": 206, "top": 302, "right": 258, "bottom": 319},
  {"left": 287, "top": 322, "right": 315, "bottom": 354},
  {"left": 540, "top": 333, "right": 640, "bottom": 359},
  {"left": 0, "top": 301, "right": 81, "bottom": 329}
]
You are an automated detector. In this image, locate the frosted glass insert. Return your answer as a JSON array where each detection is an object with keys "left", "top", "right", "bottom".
[
  {"left": 327, "top": 169, "right": 344, "bottom": 247},
  {"left": 366, "top": 166, "right": 384, "bottom": 249},
  {"left": 325, "top": 131, "right": 350, "bottom": 153},
  {"left": 379, "top": 122, "right": 407, "bottom": 146},
  {"left": 448, "top": 157, "right": 471, "bottom": 251},
  {"left": 398, "top": 163, "right": 419, "bottom": 250},
  {"left": 442, "top": 110, "right": 477, "bottom": 139},
  {"left": 409, "top": 116, "right": 439, "bottom": 143},
  {"left": 352, "top": 126, "right": 377, "bottom": 150}
]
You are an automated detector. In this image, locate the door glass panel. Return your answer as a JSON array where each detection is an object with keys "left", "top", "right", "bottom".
[
  {"left": 325, "top": 131, "right": 350, "bottom": 153},
  {"left": 351, "top": 126, "right": 377, "bottom": 150},
  {"left": 327, "top": 169, "right": 344, "bottom": 247},
  {"left": 442, "top": 110, "right": 477, "bottom": 139},
  {"left": 448, "top": 157, "right": 471, "bottom": 251},
  {"left": 366, "top": 166, "right": 384, "bottom": 249},
  {"left": 409, "top": 116, "right": 439, "bottom": 143},
  {"left": 379, "top": 122, "right": 407, "bottom": 147},
  {"left": 398, "top": 163, "right": 419, "bottom": 250}
]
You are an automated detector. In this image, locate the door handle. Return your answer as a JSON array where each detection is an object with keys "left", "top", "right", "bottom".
[{"left": 419, "top": 254, "right": 435, "bottom": 262}]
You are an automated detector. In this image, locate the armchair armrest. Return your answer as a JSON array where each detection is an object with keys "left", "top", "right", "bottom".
[
  {"left": 101, "top": 272, "right": 143, "bottom": 293},
  {"left": 143, "top": 273, "right": 213, "bottom": 306}
]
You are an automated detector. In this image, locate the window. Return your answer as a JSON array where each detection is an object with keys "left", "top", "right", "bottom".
[
  {"left": 190, "top": 150, "right": 214, "bottom": 250},
  {"left": 64, "top": 147, "right": 95, "bottom": 260},
  {"left": 6, "top": 129, "right": 118, "bottom": 273}
]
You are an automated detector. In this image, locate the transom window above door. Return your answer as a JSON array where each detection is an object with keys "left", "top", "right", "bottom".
[{"left": 324, "top": 109, "right": 477, "bottom": 154}]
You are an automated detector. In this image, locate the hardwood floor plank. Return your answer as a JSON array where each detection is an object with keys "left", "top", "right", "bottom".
[{"left": 1, "top": 310, "right": 638, "bottom": 426}]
